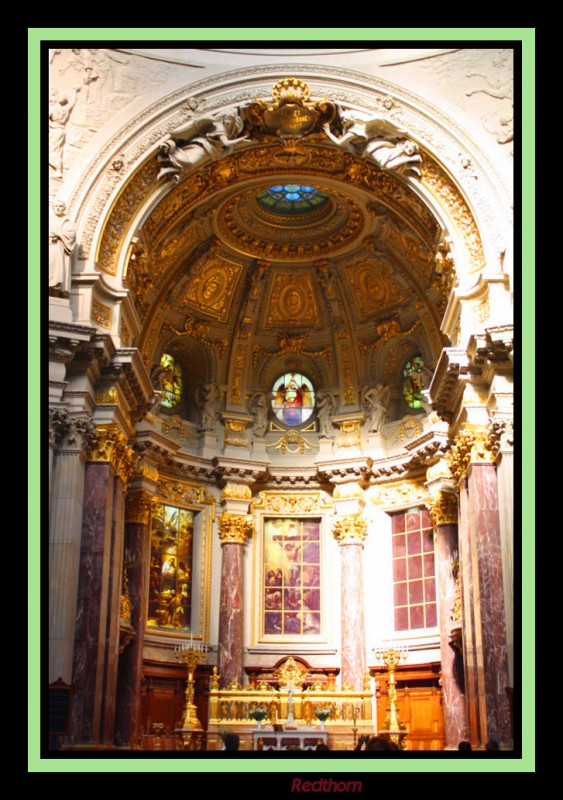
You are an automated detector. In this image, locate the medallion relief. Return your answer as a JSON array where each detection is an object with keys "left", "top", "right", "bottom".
[{"left": 182, "top": 255, "right": 242, "bottom": 322}]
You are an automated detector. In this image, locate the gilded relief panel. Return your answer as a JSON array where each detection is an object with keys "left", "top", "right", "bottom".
[
  {"left": 182, "top": 255, "right": 243, "bottom": 322},
  {"left": 345, "top": 257, "right": 405, "bottom": 321},
  {"left": 263, "top": 271, "right": 321, "bottom": 329}
]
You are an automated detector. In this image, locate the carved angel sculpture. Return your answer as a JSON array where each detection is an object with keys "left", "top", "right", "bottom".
[
  {"left": 195, "top": 383, "right": 222, "bottom": 432},
  {"left": 361, "top": 383, "right": 391, "bottom": 433},
  {"left": 315, "top": 391, "right": 336, "bottom": 439},
  {"left": 157, "top": 111, "right": 249, "bottom": 180},
  {"left": 49, "top": 200, "right": 76, "bottom": 296},
  {"left": 324, "top": 108, "right": 422, "bottom": 177}
]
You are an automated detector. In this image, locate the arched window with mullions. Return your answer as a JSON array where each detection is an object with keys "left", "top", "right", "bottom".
[
  {"left": 270, "top": 372, "right": 315, "bottom": 426},
  {"left": 159, "top": 353, "right": 183, "bottom": 410}
]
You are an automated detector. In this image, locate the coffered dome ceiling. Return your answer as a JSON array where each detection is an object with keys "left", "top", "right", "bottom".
[{"left": 124, "top": 124, "right": 452, "bottom": 423}]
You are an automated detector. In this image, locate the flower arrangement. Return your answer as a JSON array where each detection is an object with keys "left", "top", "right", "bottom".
[
  {"left": 314, "top": 706, "right": 332, "bottom": 722},
  {"left": 249, "top": 706, "right": 269, "bottom": 722}
]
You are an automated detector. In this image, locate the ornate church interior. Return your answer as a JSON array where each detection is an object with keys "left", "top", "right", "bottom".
[{"left": 47, "top": 44, "right": 515, "bottom": 755}]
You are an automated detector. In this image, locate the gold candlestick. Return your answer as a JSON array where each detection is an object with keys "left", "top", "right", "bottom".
[
  {"left": 175, "top": 640, "right": 209, "bottom": 731},
  {"left": 375, "top": 644, "right": 408, "bottom": 749}
]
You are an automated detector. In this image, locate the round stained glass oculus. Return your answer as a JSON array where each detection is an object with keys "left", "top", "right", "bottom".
[
  {"left": 271, "top": 373, "right": 315, "bottom": 426},
  {"left": 256, "top": 185, "right": 328, "bottom": 214}
]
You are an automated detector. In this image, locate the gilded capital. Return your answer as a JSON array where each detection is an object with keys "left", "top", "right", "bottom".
[
  {"left": 220, "top": 483, "right": 252, "bottom": 502},
  {"left": 446, "top": 425, "right": 499, "bottom": 480},
  {"left": 426, "top": 491, "right": 458, "bottom": 527},
  {"left": 125, "top": 491, "right": 154, "bottom": 524},
  {"left": 218, "top": 512, "right": 253, "bottom": 545},
  {"left": 333, "top": 513, "right": 368, "bottom": 545},
  {"left": 88, "top": 425, "right": 138, "bottom": 488}
]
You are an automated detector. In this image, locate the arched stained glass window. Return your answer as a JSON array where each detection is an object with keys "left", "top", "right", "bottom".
[
  {"left": 159, "top": 353, "right": 183, "bottom": 409},
  {"left": 402, "top": 355, "right": 425, "bottom": 409},
  {"left": 271, "top": 373, "right": 315, "bottom": 426},
  {"left": 257, "top": 185, "right": 328, "bottom": 214}
]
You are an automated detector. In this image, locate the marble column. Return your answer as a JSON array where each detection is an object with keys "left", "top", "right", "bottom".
[
  {"left": 467, "top": 460, "right": 512, "bottom": 747},
  {"left": 69, "top": 427, "right": 135, "bottom": 746},
  {"left": 428, "top": 490, "right": 470, "bottom": 749},
  {"left": 217, "top": 512, "right": 252, "bottom": 687},
  {"left": 114, "top": 491, "right": 153, "bottom": 746},
  {"left": 49, "top": 411, "right": 95, "bottom": 684},
  {"left": 333, "top": 513, "right": 367, "bottom": 690}
]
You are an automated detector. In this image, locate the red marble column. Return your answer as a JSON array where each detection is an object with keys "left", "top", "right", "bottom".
[
  {"left": 334, "top": 514, "right": 367, "bottom": 690},
  {"left": 217, "top": 514, "right": 252, "bottom": 687},
  {"left": 431, "top": 492, "right": 470, "bottom": 748},
  {"left": 114, "top": 492, "right": 152, "bottom": 746},
  {"left": 468, "top": 461, "right": 512, "bottom": 747}
]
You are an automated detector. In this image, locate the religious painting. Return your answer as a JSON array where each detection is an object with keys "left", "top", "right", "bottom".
[
  {"left": 147, "top": 503, "right": 194, "bottom": 631},
  {"left": 271, "top": 373, "right": 315, "bottom": 426},
  {"left": 263, "top": 517, "right": 321, "bottom": 636}
]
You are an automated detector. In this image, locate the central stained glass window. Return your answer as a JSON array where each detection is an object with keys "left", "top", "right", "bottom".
[
  {"left": 256, "top": 184, "right": 328, "bottom": 214},
  {"left": 271, "top": 372, "right": 315, "bottom": 426},
  {"left": 263, "top": 518, "right": 321, "bottom": 636}
]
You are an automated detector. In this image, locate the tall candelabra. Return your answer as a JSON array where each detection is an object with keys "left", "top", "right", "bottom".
[
  {"left": 375, "top": 644, "right": 408, "bottom": 749},
  {"left": 174, "top": 638, "right": 209, "bottom": 732}
]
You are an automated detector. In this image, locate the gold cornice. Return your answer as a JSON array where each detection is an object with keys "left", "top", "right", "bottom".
[
  {"left": 333, "top": 513, "right": 367, "bottom": 545},
  {"left": 87, "top": 425, "right": 138, "bottom": 487},
  {"left": 218, "top": 512, "right": 253, "bottom": 545},
  {"left": 426, "top": 491, "right": 458, "bottom": 527},
  {"left": 125, "top": 491, "right": 154, "bottom": 524}
]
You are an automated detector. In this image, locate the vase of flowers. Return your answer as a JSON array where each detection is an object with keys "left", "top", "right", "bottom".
[
  {"left": 250, "top": 706, "right": 268, "bottom": 730},
  {"left": 315, "top": 707, "right": 331, "bottom": 732}
]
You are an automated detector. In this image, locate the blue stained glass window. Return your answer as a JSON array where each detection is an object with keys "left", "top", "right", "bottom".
[{"left": 257, "top": 185, "right": 328, "bottom": 213}]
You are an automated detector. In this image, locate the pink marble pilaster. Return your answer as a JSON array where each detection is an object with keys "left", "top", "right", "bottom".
[
  {"left": 340, "top": 543, "right": 366, "bottom": 690},
  {"left": 468, "top": 462, "right": 512, "bottom": 747},
  {"left": 218, "top": 543, "right": 244, "bottom": 687},
  {"left": 434, "top": 523, "right": 470, "bottom": 747}
]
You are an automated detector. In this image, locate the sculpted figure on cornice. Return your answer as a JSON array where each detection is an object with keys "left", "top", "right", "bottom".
[
  {"left": 323, "top": 108, "right": 422, "bottom": 177},
  {"left": 250, "top": 392, "right": 269, "bottom": 439},
  {"left": 157, "top": 111, "right": 250, "bottom": 181},
  {"left": 49, "top": 87, "right": 80, "bottom": 178},
  {"left": 316, "top": 391, "right": 336, "bottom": 439},
  {"left": 49, "top": 200, "right": 77, "bottom": 297},
  {"left": 361, "top": 383, "right": 391, "bottom": 433},
  {"left": 195, "top": 383, "right": 222, "bottom": 432}
]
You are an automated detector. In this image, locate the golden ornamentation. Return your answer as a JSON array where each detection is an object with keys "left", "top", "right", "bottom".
[
  {"left": 120, "top": 315, "right": 132, "bottom": 347},
  {"left": 426, "top": 491, "right": 458, "bottom": 526},
  {"left": 452, "top": 558, "right": 462, "bottom": 623},
  {"left": 264, "top": 272, "right": 320, "bottom": 328},
  {"left": 164, "top": 315, "right": 228, "bottom": 358},
  {"left": 333, "top": 513, "right": 368, "bottom": 545},
  {"left": 363, "top": 671, "right": 372, "bottom": 692},
  {"left": 221, "top": 484, "right": 252, "bottom": 501},
  {"left": 218, "top": 512, "right": 253, "bottom": 544},
  {"left": 224, "top": 418, "right": 249, "bottom": 447},
  {"left": 395, "top": 415, "right": 424, "bottom": 442},
  {"left": 162, "top": 414, "right": 184, "bottom": 440},
  {"left": 125, "top": 491, "right": 153, "bottom": 524},
  {"left": 346, "top": 257, "right": 404, "bottom": 320},
  {"left": 336, "top": 419, "right": 362, "bottom": 448},
  {"left": 370, "top": 480, "right": 429, "bottom": 509},
  {"left": 253, "top": 333, "right": 332, "bottom": 368},
  {"left": 246, "top": 78, "right": 336, "bottom": 140},
  {"left": 266, "top": 430, "right": 317, "bottom": 454},
  {"left": 96, "top": 159, "right": 160, "bottom": 275},
  {"left": 359, "top": 317, "right": 420, "bottom": 354},
  {"left": 275, "top": 657, "right": 308, "bottom": 689},
  {"left": 134, "top": 458, "right": 159, "bottom": 482},
  {"left": 182, "top": 255, "right": 242, "bottom": 322},
  {"left": 211, "top": 666, "right": 220, "bottom": 691},
  {"left": 333, "top": 483, "right": 364, "bottom": 501},
  {"left": 383, "top": 338, "right": 417, "bottom": 383},
  {"left": 229, "top": 343, "right": 246, "bottom": 405},
  {"left": 420, "top": 159, "right": 484, "bottom": 272},
  {"left": 473, "top": 298, "right": 490, "bottom": 324},
  {"left": 446, "top": 424, "right": 500, "bottom": 479},
  {"left": 91, "top": 297, "right": 112, "bottom": 329},
  {"left": 426, "top": 458, "right": 453, "bottom": 482},
  {"left": 119, "top": 593, "right": 132, "bottom": 621},
  {"left": 88, "top": 425, "right": 138, "bottom": 488},
  {"left": 155, "top": 478, "right": 216, "bottom": 511},
  {"left": 95, "top": 386, "right": 119, "bottom": 405},
  {"left": 251, "top": 491, "right": 332, "bottom": 513},
  {"left": 340, "top": 344, "right": 356, "bottom": 405}
]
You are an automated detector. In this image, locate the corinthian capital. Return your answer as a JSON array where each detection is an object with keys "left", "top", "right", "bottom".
[
  {"left": 426, "top": 490, "right": 458, "bottom": 527},
  {"left": 333, "top": 513, "right": 367, "bottom": 545},
  {"left": 218, "top": 512, "right": 253, "bottom": 544},
  {"left": 125, "top": 491, "right": 154, "bottom": 525},
  {"left": 49, "top": 407, "right": 96, "bottom": 452}
]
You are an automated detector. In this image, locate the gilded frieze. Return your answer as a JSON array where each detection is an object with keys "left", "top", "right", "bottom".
[
  {"left": 345, "top": 257, "right": 404, "bottom": 321},
  {"left": 370, "top": 480, "right": 429, "bottom": 509},
  {"left": 251, "top": 491, "right": 332, "bottom": 513},
  {"left": 182, "top": 254, "right": 242, "bottom": 323},
  {"left": 266, "top": 429, "right": 317, "bottom": 455},
  {"left": 155, "top": 477, "right": 216, "bottom": 511},
  {"left": 221, "top": 484, "right": 252, "bottom": 502},
  {"left": 91, "top": 297, "right": 112, "bottom": 329}
]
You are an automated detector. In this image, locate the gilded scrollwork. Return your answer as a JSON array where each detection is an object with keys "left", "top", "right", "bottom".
[
  {"left": 220, "top": 484, "right": 252, "bottom": 502},
  {"left": 155, "top": 478, "right": 216, "bottom": 511},
  {"left": 370, "top": 480, "right": 429, "bottom": 509},
  {"left": 218, "top": 512, "right": 253, "bottom": 545},
  {"left": 251, "top": 491, "right": 332, "bottom": 513},
  {"left": 333, "top": 513, "right": 368, "bottom": 545},
  {"left": 91, "top": 297, "right": 112, "bottom": 329},
  {"left": 253, "top": 333, "right": 332, "bottom": 368},
  {"left": 446, "top": 424, "right": 500, "bottom": 480}
]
